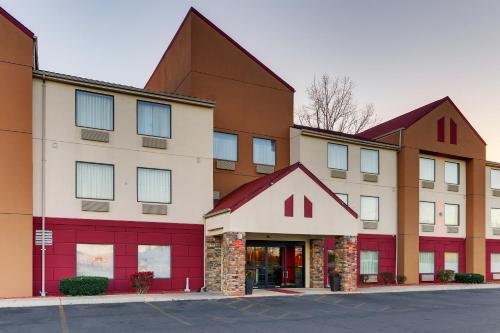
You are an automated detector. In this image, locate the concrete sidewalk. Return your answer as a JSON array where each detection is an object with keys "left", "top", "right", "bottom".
[{"left": 1, "top": 283, "right": 500, "bottom": 308}]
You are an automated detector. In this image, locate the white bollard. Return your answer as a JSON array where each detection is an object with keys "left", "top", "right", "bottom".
[{"left": 184, "top": 277, "right": 191, "bottom": 293}]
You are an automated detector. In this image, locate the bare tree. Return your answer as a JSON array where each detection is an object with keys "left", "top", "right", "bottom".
[{"left": 296, "top": 74, "right": 378, "bottom": 134}]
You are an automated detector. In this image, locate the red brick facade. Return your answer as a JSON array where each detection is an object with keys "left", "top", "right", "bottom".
[{"left": 33, "top": 217, "right": 203, "bottom": 295}]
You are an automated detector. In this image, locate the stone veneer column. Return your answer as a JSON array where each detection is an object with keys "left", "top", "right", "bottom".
[
  {"left": 309, "top": 239, "right": 325, "bottom": 288},
  {"left": 221, "top": 232, "right": 246, "bottom": 296},
  {"left": 205, "top": 236, "right": 222, "bottom": 292},
  {"left": 334, "top": 236, "right": 357, "bottom": 292}
]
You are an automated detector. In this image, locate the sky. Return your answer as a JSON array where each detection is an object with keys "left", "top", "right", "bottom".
[{"left": 3, "top": 0, "right": 500, "bottom": 160}]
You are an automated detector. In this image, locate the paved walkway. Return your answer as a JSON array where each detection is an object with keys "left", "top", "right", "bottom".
[{"left": 2, "top": 283, "right": 500, "bottom": 308}]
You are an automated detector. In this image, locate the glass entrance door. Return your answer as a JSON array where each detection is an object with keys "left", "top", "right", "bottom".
[{"left": 246, "top": 241, "right": 305, "bottom": 288}]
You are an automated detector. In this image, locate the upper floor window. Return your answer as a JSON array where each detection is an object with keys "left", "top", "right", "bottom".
[
  {"left": 253, "top": 138, "right": 276, "bottom": 166},
  {"left": 419, "top": 157, "right": 435, "bottom": 182},
  {"left": 491, "top": 208, "right": 500, "bottom": 228},
  {"left": 76, "top": 90, "right": 114, "bottom": 131},
  {"left": 444, "top": 204, "right": 459, "bottom": 226},
  {"left": 491, "top": 169, "right": 500, "bottom": 190},
  {"left": 137, "top": 167, "right": 172, "bottom": 204},
  {"left": 328, "top": 143, "right": 348, "bottom": 170},
  {"left": 335, "top": 193, "right": 349, "bottom": 206},
  {"left": 137, "top": 100, "right": 171, "bottom": 138},
  {"left": 360, "top": 196, "right": 379, "bottom": 221},
  {"left": 76, "top": 162, "right": 114, "bottom": 200},
  {"left": 360, "top": 149, "right": 379, "bottom": 174},
  {"left": 214, "top": 132, "right": 237, "bottom": 161},
  {"left": 445, "top": 162, "right": 460, "bottom": 185},
  {"left": 419, "top": 201, "right": 435, "bottom": 224}
]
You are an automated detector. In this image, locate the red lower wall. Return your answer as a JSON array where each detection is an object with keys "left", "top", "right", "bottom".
[
  {"left": 419, "top": 236, "right": 465, "bottom": 281},
  {"left": 486, "top": 239, "right": 500, "bottom": 281},
  {"left": 357, "top": 234, "right": 396, "bottom": 285},
  {"left": 33, "top": 217, "right": 204, "bottom": 296}
]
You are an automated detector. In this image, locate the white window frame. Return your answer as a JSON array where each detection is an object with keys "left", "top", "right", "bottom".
[
  {"left": 214, "top": 132, "right": 238, "bottom": 162},
  {"left": 491, "top": 253, "right": 500, "bottom": 273},
  {"left": 138, "top": 245, "right": 172, "bottom": 278},
  {"left": 419, "top": 251, "right": 435, "bottom": 274},
  {"left": 137, "top": 100, "right": 171, "bottom": 138},
  {"left": 360, "top": 250, "right": 379, "bottom": 275},
  {"left": 360, "top": 148, "right": 379, "bottom": 175},
  {"left": 252, "top": 137, "right": 276, "bottom": 166},
  {"left": 75, "top": 90, "right": 114, "bottom": 131},
  {"left": 491, "top": 208, "right": 500, "bottom": 228},
  {"left": 137, "top": 167, "right": 172, "bottom": 204},
  {"left": 360, "top": 196, "right": 379, "bottom": 222},
  {"left": 76, "top": 161, "right": 114, "bottom": 201},
  {"left": 419, "top": 201, "right": 435, "bottom": 225},
  {"left": 419, "top": 157, "right": 435, "bottom": 182},
  {"left": 327, "top": 143, "right": 348, "bottom": 171},
  {"left": 76, "top": 243, "right": 114, "bottom": 278},
  {"left": 491, "top": 169, "right": 500, "bottom": 190},
  {"left": 444, "top": 252, "right": 459, "bottom": 273}
]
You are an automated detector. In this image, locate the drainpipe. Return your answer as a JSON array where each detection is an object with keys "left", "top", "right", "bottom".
[
  {"left": 202, "top": 215, "right": 207, "bottom": 292},
  {"left": 395, "top": 129, "right": 402, "bottom": 284},
  {"left": 40, "top": 74, "right": 47, "bottom": 296}
]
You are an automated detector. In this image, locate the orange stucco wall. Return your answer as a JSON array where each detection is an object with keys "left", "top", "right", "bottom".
[
  {"left": 0, "top": 13, "right": 34, "bottom": 297},
  {"left": 397, "top": 100, "right": 486, "bottom": 282},
  {"left": 146, "top": 10, "right": 293, "bottom": 197}
]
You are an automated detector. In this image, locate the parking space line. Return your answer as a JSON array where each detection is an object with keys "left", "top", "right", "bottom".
[
  {"left": 240, "top": 303, "right": 256, "bottom": 311},
  {"left": 145, "top": 302, "right": 192, "bottom": 326},
  {"left": 353, "top": 302, "right": 365, "bottom": 309},
  {"left": 58, "top": 303, "right": 70, "bottom": 333}
]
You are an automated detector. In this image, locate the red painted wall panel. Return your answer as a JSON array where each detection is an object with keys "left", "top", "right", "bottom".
[
  {"left": 438, "top": 117, "right": 445, "bottom": 142},
  {"left": 32, "top": 217, "right": 203, "bottom": 296},
  {"left": 486, "top": 240, "right": 500, "bottom": 281},
  {"left": 357, "top": 234, "right": 396, "bottom": 285},
  {"left": 284, "top": 195, "right": 294, "bottom": 217},
  {"left": 304, "top": 196, "right": 312, "bottom": 218},
  {"left": 419, "top": 236, "right": 465, "bottom": 282},
  {"left": 450, "top": 118, "right": 458, "bottom": 144}
]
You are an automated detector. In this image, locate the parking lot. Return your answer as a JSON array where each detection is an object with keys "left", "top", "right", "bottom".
[{"left": 1, "top": 289, "right": 500, "bottom": 332}]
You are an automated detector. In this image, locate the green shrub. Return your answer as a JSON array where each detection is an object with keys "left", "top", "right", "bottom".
[
  {"left": 437, "top": 269, "right": 455, "bottom": 283},
  {"left": 396, "top": 275, "right": 407, "bottom": 284},
  {"left": 379, "top": 272, "right": 395, "bottom": 285},
  {"left": 60, "top": 276, "right": 109, "bottom": 296},
  {"left": 454, "top": 273, "right": 484, "bottom": 284}
]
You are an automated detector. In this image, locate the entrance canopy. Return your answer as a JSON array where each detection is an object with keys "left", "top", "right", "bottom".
[{"left": 205, "top": 163, "right": 359, "bottom": 236}]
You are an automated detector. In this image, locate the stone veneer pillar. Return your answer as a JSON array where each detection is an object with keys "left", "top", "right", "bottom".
[
  {"left": 221, "top": 232, "right": 246, "bottom": 296},
  {"left": 309, "top": 239, "right": 325, "bottom": 288},
  {"left": 205, "top": 235, "right": 222, "bottom": 292},
  {"left": 334, "top": 236, "right": 358, "bottom": 292}
]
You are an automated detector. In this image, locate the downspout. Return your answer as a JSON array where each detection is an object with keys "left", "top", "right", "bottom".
[
  {"left": 40, "top": 74, "right": 47, "bottom": 296},
  {"left": 395, "top": 129, "right": 402, "bottom": 284},
  {"left": 202, "top": 216, "right": 206, "bottom": 292}
]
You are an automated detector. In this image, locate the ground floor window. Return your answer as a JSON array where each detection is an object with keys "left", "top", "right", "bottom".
[
  {"left": 76, "top": 244, "right": 114, "bottom": 278},
  {"left": 444, "top": 252, "right": 459, "bottom": 273},
  {"left": 491, "top": 253, "right": 500, "bottom": 273},
  {"left": 419, "top": 252, "right": 434, "bottom": 274},
  {"left": 327, "top": 249, "right": 335, "bottom": 274},
  {"left": 360, "top": 250, "right": 378, "bottom": 274},
  {"left": 138, "top": 245, "right": 171, "bottom": 278}
]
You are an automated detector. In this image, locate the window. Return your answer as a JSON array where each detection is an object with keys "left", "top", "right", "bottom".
[
  {"left": 137, "top": 100, "right": 171, "bottom": 138},
  {"left": 360, "top": 149, "right": 379, "bottom": 174},
  {"left": 419, "top": 157, "right": 435, "bottom": 182},
  {"left": 214, "top": 132, "right": 237, "bottom": 161},
  {"left": 360, "top": 250, "right": 379, "bottom": 275},
  {"left": 138, "top": 245, "right": 171, "bottom": 278},
  {"left": 445, "top": 162, "right": 460, "bottom": 185},
  {"left": 445, "top": 204, "right": 459, "bottom": 226},
  {"left": 253, "top": 138, "right": 276, "bottom": 166},
  {"left": 360, "top": 196, "right": 379, "bottom": 221},
  {"left": 76, "top": 90, "right": 113, "bottom": 131},
  {"left": 491, "top": 169, "right": 500, "bottom": 190},
  {"left": 76, "top": 244, "right": 114, "bottom": 278},
  {"left": 444, "top": 252, "right": 459, "bottom": 273},
  {"left": 327, "top": 249, "right": 335, "bottom": 274},
  {"left": 491, "top": 253, "right": 500, "bottom": 273},
  {"left": 335, "top": 193, "right": 349, "bottom": 206},
  {"left": 76, "top": 162, "right": 114, "bottom": 200},
  {"left": 328, "top": 143, "right": 348, "bottom": 170},
  {"left": 137, "top": 168, "right": 171, "bottom": 204},
  {"left": 491, "top": 208, "right": 500, "bottom": 228},
  {"left": 419, "top": 201, "right": 435, "bottom": 225},
  {"left": 419, "top": 252, "right": 434, "bottom": 274}
]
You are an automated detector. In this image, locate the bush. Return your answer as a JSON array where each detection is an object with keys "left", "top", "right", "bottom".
[
  {"left": 130, "top": 271, "right": 154, "bottom": 294},
  {"left": 60, "top": 276, "right": 108, "bottom": 296},
  {"left": 437, "top": 269, "right": 455, "bottom": 283},
  {"left": 396, "top": 275, "right": 407, "bottom": 284},
  {"left": 379, "top": 272, "right": 395, "bottom": 285},
  {"left": 360, "top": 274, "right": 370, "bottom": 284},
  {"left": 454, "top": 273, "right": 484, "bottom": 284}
]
